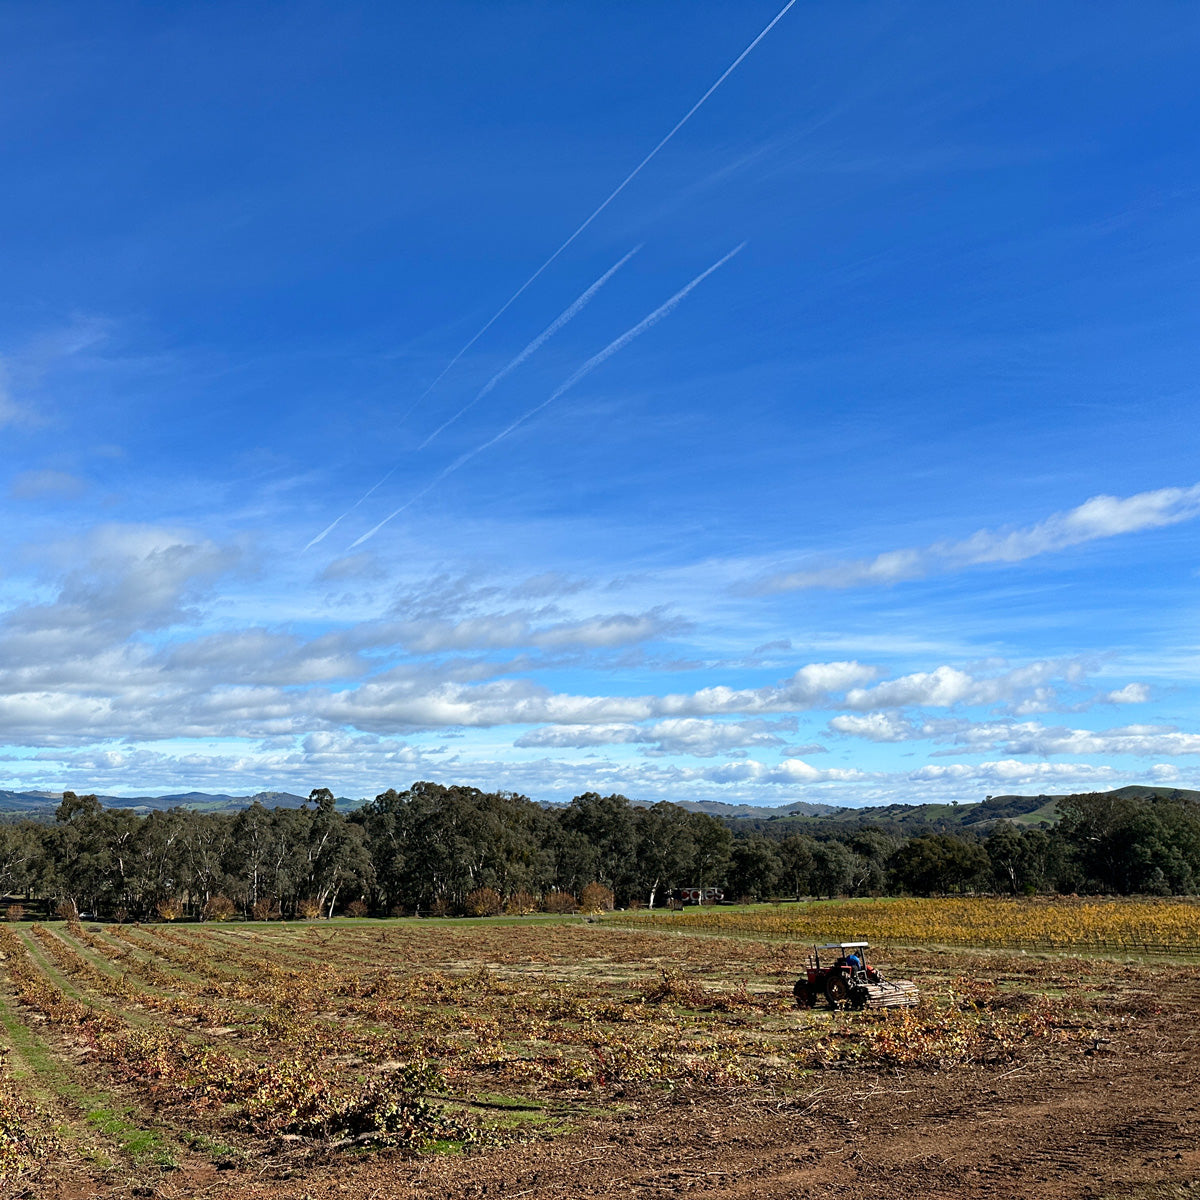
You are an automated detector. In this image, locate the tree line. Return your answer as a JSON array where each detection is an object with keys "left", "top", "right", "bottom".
[{"left": 1, "top": 784, "right": 1197, "bottom": 920}]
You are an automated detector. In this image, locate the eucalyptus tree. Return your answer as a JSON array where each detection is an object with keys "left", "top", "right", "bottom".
[
  {"left": 353, "top": 788, "right": 408, "bottom": 912},
  {"left": 888, "top": 833, "right": 990, "bottom": 896},
  {"left": 725, "top": 836, "right": 782, "bottom": 902},
  {"left": 1057, "top": 791, "right": 1200, "bottom": 894},
  {"left": 633, "top": 802, "right": 698, "bottom": 907},
  {"left": 224, "top": 801, "right": 276, "bottom": 914},
  {"left": 302, "top": 788, "right": 372, "bottom": 917},
  {"left": 557, "top": 792, "right": 640, "bottom": 902},
  {"left": 986, "top": 823, "right": 1053, "bottom": 894},
  {"left": 127, "top": 808, "right": 191, "bottom": 916},
  {"left": 0, "top": 821, "right": 40, "bottom": 899},
  {"left": 41, "top": 793, "right": 140, "bottom": 916},
  {"left": 809, "top": 839, "right": 857, "bottom": 898},
  {"left": 688, "top": 811, "right": 732, "bottom": 899},
  {"left": 777, "top": 833, "right": 817, "bottom": 897},
  {"left": 178, "top": 812, "right": 236, "bottom": 915}
]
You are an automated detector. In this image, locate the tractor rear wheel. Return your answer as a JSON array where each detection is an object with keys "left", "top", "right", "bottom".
[
  {"left": 793, "top": 979, "right": 816, "bottom": 1008},
  {"left": 825, "top": 975, "right": 850, "bottom": 1007}
]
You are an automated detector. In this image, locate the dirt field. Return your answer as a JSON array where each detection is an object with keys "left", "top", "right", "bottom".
[{"left": 3, "top": 912, "right": 1198, "bottom": 1199}]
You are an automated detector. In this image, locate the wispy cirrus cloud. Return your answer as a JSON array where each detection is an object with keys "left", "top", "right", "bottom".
[
  {"left": 759, "top": 483, "right": 1200, "bottom": 592},
  {"left": 0, "top": 364, "right": 21, "bottom": 429},
  {"left": 9, "top": 469, "right": 88, "bottom": 500},
  {"left": 379, "top": 608, "right": 686, "bottom": 655}
]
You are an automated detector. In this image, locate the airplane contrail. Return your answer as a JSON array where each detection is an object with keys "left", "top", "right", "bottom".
[
  {"left": 398, "top": 0, "right": 797, "bottom": 420},
  {"left": 302, "top": 467, "right": 397, "bottom": 552},
  {"left": 418, "top": 245, "right": 640, "bottom": 450},
  {"left": 304, "top": 247, "right": 638, "bottom": 552},
  {"left": 349, "top": 243, "right": 745, "bottom": 548}
]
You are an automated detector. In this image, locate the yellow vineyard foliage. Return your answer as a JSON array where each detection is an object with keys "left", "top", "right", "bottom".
[{"left": 627, "top": 896, "right": 1200, "bottom": 953}]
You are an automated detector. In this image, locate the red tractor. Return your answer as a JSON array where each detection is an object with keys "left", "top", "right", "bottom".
[{"left": 794, "top": 941, "right": 919, "bottom": 1010}]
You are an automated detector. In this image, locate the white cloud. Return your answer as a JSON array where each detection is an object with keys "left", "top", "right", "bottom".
[
  {"left": 980, "top": 722, "right": 1200, "bottom": 758},
  {"left": 829, "top": 711, "right": 1200, "bottom": 759},
  {"left": 375, "top": 607, "right": 685, "bottom": 654},
  {"left": 691, "top": 758, "right": 866, "bottom": 785},
  {"left": 0, "top": 527, "right": 877, "bottom": 749},
  {"left": 516, "top": 716, "right": 795, "bottom": 758},
  {"left": 1150, "top": 763, "right": 1182, "bottom": 783},
  {"left": 19, "top": 524, "right": 241, "bottom": 639},
  {"left": 761, "top": 483, "right": 1200, "bottom": 591},
  {"left": 0, "top": 500, "right": 1185, "bottom": 808},
  {"left": 828, "top": 712, "right": 922, "bottom": 742},
  {"left": 843, "top": 658, "right": 1088, "bottom": 711},
  {"left": 909, "top": 760, "right": 1120, "bottom": 787},
  {"left": 159, "top": 630, "right": 362, "bottom": 686},
  {"left": 323, "top": 661, "right": 875, "bottom": 733},
  {"left": 516, "top": 723, "right": 642, "bottom": 750}
]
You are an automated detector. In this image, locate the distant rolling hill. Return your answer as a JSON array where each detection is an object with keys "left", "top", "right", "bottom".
[
  {"left": 649, "top": 798, "right": 841, "bottom": 819},
  {"left": 679, "top": 786, "right": 1200, "bottom": 835},
  {"left": 0, "top": 789, "right": 355, "bottom": 819},
  {"left": 2, "top": 783, "right": 1194, "bottom": 826}
]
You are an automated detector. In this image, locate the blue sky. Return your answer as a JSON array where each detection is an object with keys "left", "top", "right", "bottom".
[{"left": 2, "top": 1, "right": 1198, "bottom": 805}]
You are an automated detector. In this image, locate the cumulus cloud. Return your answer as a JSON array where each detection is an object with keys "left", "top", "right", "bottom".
[
  {"left": 760, "top": 483, "right": 1200, "bottom": 591},
  {"left": 0, "top": 525, "right": 876, "bottom": 751},
  {"left": 17, "top": 524, "right": 240, "bottom": 641},
  {"left": 961, "top": 722, "right": 1200, "bottom": 758},
  {"left": 842, "top": 658, "right": 1089, "bottom": 712},
  {"left": 831, "top": 711, "right": 1200, "bottom": 760},
  {"left": 0, "top": 507, "right": 1178, "bottom": 808},
  {"left": 828, "top": 712, "right": 923, "bottom": 742},
  {"left": 324, "top": 661, "right": 875, "bottom": 733},
  {"left": 695, "top": 758, "right": 866, "bottom": 785},
  {"left": 516, "top": 717, "right": 795, "bottom": 758},
  {"left": 909, "top": 760, "right": 1119, "bottom": 787}
]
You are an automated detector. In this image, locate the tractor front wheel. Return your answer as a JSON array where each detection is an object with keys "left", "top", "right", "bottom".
[{"left": 794, "top": 979, "right": 817, "bottom": 1008}]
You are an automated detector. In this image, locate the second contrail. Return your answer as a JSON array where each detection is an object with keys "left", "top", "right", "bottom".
[
  {"left": 349, "top": 242, "right": 746, "bottom": 548},
  {"left": 398, "top": 0, "right": 797, "bottom": 420},
  {"left": 303, "top": 247, "right": 637, "bottom": 552},
  {"left": 419, "top": 245, "right": 640, "bottom": 450}
]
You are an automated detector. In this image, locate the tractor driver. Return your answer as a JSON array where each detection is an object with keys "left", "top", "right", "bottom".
[{"left": 845, "top": 951, "right": 863, "bottom": 975}]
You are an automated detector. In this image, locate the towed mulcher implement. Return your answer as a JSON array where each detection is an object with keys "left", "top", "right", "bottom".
[{"left": 794, "top": 941, "right": 919, "bottom": 1010}]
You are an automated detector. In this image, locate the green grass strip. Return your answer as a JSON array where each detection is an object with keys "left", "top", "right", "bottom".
[{"left": 0, "top": 989, "right": 177, "bottom": 1168}]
